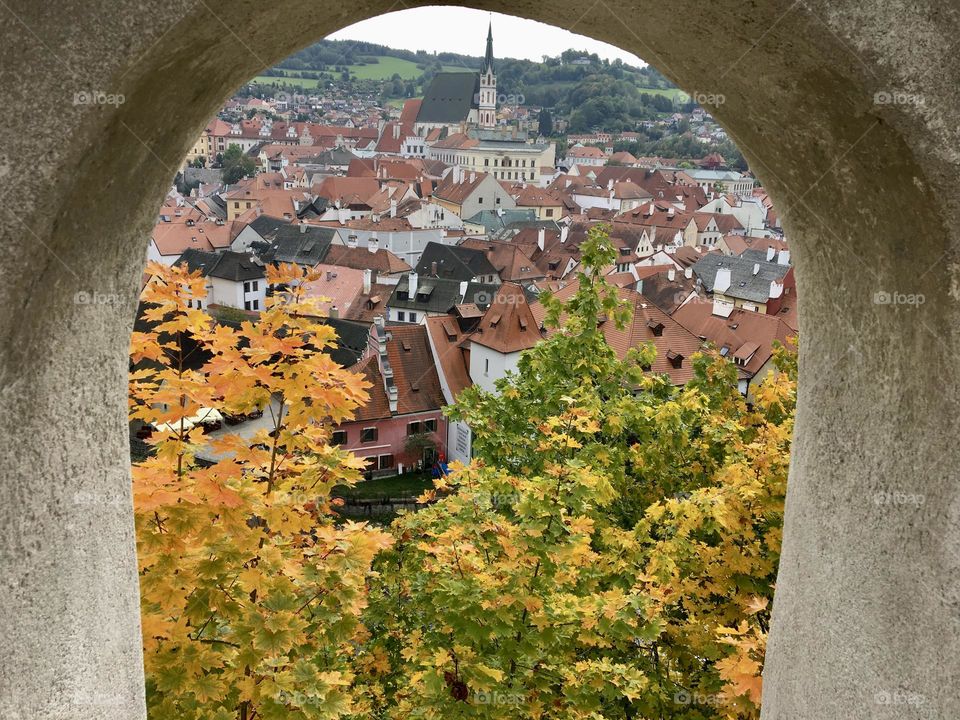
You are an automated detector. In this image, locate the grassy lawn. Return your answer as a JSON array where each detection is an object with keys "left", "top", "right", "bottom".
[
  {"left": 332, "top": 471, "right": 435, "bottom": 500},
  {"left": 349, "top": 56, "right": 425, "bottom": 80}
]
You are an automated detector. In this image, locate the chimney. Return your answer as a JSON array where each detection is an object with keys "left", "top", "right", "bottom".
[
  {"left": 607, "top": 179, "right": 613, "bottom": 190},
  {"left": 300, "top": 223, "right": 307, "bottom": 234},
  {"left": 766, "top": 245, "right": 776, "bottom": 262},
  {"left": 390, "top": 199, "right": 397, "bottom": 218},
  {"left": 537, "top": 227, "right": 545, "bottom": 251},
  {"left": 387, "top": 385, "right": 398, "bottom": 413},
  {"left": 752, "top": 262, "right": 760, "bottom": 276},
  {"left": 770, "top": 280, "right": 784, "bottom": 299},
  {"left": 470, "top": 171, "right": 476, "bottom": 183},
  {"left": 684, "top": 266, "right": 693, "bottom": 279},
  {"left": 777, "top": 249, "right": 790, "bottom": 265},
  {"left": 431, "top": 260, "right": 438, "bottom": 276},
  {"left": 667, "top": 268, "right": 676, "bottom": 282},
  {"left": 714, "top": 267, "right": 732, "bottom": 293},
  {"left": 459, "top": 280, "right": 468, "bottom": 300},
  {"left": 393, "top": 123, "right": 400, "bottom": 139},
  {"left": 711, "top": 297, "right": 735, "bottom": 317},
  {"left": 347, "top": 233, "right": 358, "bottom": 248},
  {"left": 368, "top": 232, "right": 379, "bottom": 253},
  {"left": 560, "top": 226, "right": 569, "bottom": 243},
  {"left": 408, "top": 271, "right": 418, "bottom": 298},
  {"left": 337, "top": 206, "right": 348, "bottom": 224},
  {"left": 667, "top": 206, "right": 675, "bottom": 218},
  {"left": 329, "top": 304, "right": 339, "bottom": 318},
  {"left": 363, "top": 268, "right": 372, "bottom": 294}
]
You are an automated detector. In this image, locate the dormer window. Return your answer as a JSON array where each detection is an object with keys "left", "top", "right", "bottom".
[
  {"left": 646, "top": 319, "right": 665, "bottom": 337},
  {"left": 666, "top": 350, "right": 683, "bottom": 368}
]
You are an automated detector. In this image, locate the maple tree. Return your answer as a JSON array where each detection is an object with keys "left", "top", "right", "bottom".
[
  {"left": 354, "top": 226, "right": 795, "bottom": 719},
  {"left": 130, "top": 261, "right": 392, "bottom": 720}
]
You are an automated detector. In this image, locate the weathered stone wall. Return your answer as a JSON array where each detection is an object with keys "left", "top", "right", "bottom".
[{"left": 0, "top": 1, "right": 957, "bottom": 718}]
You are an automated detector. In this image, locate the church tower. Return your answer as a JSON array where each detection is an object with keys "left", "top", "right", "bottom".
[{"left": 478, "top": 21, "right": 497, "bottom": 129}]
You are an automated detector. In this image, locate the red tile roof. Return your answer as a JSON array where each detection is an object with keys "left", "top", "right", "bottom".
[
  {"left": 151, "top": 211, "right": 230, "bottom": 256},
  {"left": 568, "top": 145, "right": 605, "bottom": 159},
  {"left": 433, "top": 170, "right": 489, "bottom": 205},
  {"left": 470, "top": 283, "right": 543, "bottom": 354},
  {"left": 349, "top": 325, "right": 445, "bottom": 421},
  {"left": 672, "top": 301, "right": 795, "bottom": 378},
  {"left": 425, "top": 315, "right": 473, "bottom": 399},
  {"left": 692, "top": 212, "right": 744, "bottom": 234},
  {"left": 513, "top": 185, "right": 564, "bottom": 208},
  {"left": 323, "top": 244, "right": 410, "bottom": 275},
  {"left": 314, "top": 176, "right": 381, "bottom": 206}
]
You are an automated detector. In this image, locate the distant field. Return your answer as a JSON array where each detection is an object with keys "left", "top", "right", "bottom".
[
  {"left": 349, "top": 56, "right": 424, "bottom": 80},
  {"left": 252, "top": 74, "right": 321, "bottom": 89},
  {"left": 254, "top": 57, "right": 427, "bottom": 84},
  {"left": 251, "top": 67, "right": 686, "bottom": 105},
  {"left": 638, "top": 87, "right": 688, "bottom": 101}
]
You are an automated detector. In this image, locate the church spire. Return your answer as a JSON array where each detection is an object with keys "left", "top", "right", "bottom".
[{"left": 482, "top": 19, "right": 494, "bottom": 74}]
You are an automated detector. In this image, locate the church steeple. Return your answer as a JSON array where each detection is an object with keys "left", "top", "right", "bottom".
[
  {"left": 482, "top": 20, "right": 494, "bottom": 75},
  {"left": 478, "top": 19, "right": 497, "bottom": 129}
]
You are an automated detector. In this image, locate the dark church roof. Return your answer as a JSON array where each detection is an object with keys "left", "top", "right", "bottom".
[{"left": 416, "top": 72, "right": 480, "bottom": 124}]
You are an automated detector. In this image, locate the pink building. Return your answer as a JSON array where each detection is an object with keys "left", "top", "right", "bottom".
[{"left": 334, "top": 319, "right": 448, "bottom": 478}]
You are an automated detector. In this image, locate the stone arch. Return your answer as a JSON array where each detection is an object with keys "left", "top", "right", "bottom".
[{"left": 1, "top": 2, "right": 957, "bottom": 718}]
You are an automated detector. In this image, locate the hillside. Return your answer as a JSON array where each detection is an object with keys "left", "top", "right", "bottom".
[{"left": 252, "top": 39, "right": 689, "bottom": 133}]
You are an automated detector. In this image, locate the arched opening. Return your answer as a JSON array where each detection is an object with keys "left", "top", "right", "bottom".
[{"left": 3, "top": 2, "right": 958, "bottom": 719}]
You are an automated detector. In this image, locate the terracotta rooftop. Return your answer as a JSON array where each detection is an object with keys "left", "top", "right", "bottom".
[
  {"left": 313, "top": 176, "right": 381, "bottom": 206},
  {"left": 433, "top": 170, "right": 489, "bottom": 205},
  {"left": 692, "top": 211, "right": 745, "bottom": 234},
  {"left": 150, "top": 215, "right": 230, "bottom": 256},
  {"left": 348, "top": 324, "right": 445, "bottom": 420},
  {"left": 567, "top": 145, "right": 605, "bottom": 158},
  {"left": 425, "top": 315, "right": 473, "bottom": 400},
  {"left": 672, "top": 301, "right": 795, "bottom": 379},
  {"left": 323, "top": 244, "right": 411, "bottom": 275},
  {"left": 460, "top": 238, "right": 544, "bottom": 283},
  {"left": 343, "top": 282, "right": 394, "bottom": 324},
  {"left": 724, "top": 234, "right": 789, "bottom": 257},
  {"left": 513, "top": 185, "right": 564, "bottom": 208},
  {"left": 470, "top": 283, "right": 543, "bottom": 354}
]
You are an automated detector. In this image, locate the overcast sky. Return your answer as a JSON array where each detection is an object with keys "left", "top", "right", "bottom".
[{"left": 329, "top": 7, "right": 647, "bottom": 67}]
